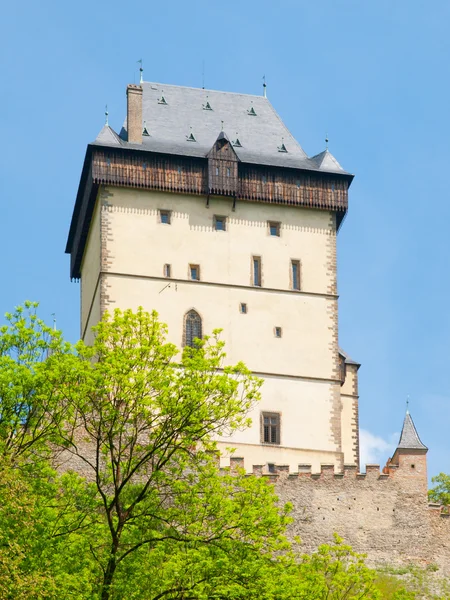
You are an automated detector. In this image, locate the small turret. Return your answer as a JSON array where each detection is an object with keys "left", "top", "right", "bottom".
[{"left": 385, "top": 410, "right": 428, "bottom": 492}]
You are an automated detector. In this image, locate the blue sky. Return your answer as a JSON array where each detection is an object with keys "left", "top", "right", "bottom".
[{"left": 2, "top": 1, "right": 450, "bottom": 479}]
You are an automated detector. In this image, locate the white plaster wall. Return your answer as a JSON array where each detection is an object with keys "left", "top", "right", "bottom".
[
  {"left": 82, "top": 283, "right": 101, "bottom": 346},
  {"left": 217, "top": 443, "right": 341, "bottom": 475},
  {"left": 79, "top": 185, "right": 354, "bottom": 468},
  {"left": 102, "top": 188, "right": 335, "bottom": 295},
  {"left": 103, "top": 275, "right": 336, "bottom": 380},
  {"left": 80, "top": 197, "right": 101, "bottom": 337}
]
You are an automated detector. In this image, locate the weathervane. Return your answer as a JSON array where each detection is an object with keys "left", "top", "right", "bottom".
[
  {"left": 325, "top": 132, "right": 329, "bottom": 150},
  {"left": 137, "top": 59, "right": 143, "bottom": 84},
  {"left": 263, "top": 75, "right": 267, "bottom": 98},
  {"left": 105, "top": 105, "right": 109, "bottom": 126}
]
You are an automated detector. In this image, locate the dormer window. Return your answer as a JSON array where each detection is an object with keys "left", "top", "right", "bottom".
[
  {"left": 203, "top": 101, "right": 212, "bottom": 110},
  {"left": 247, "top": 106, "right": 257, "bottom": 116},
  {"left": 158, "top": 96, "right": 168, "bottom": 105}
]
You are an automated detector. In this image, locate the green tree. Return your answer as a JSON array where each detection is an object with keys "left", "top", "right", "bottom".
[
  {"left": 0, "top": 301, "right": 70, "bottom": 462},
  {"left": 293, "top": 535, "right": 381, "bottom": 600},
  {"left": 48, "top": 307, "right": 291, "bottom": 599},
  {"left": 429, "top": 473, "right": 450, "bottom": 507}
]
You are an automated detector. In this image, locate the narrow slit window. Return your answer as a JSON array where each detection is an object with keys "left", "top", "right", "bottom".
[
  {"left": 164, "top": 264, "right": 171, "bottom": 278},
  {"left": 269, "top": 221, "right": 280, "bottom": 237},
  {"left": 274, "top": 327, "right": 282, "bottom": 338},
  {"left": 240, "top": 303, "right": 247, "bottom": 314},
  {"left": 159, "top": 210, "right": 171, "bottom": 225},
  {"left": 214, "top": 216, "right": 226, "bottom": 231},
  {"left": 291, "top": 260, "right": 300, "bottom": 290},
  {"left": 262, "top": 413, "right": 280, "bottom": 445},
  {"left": 190, "top": 264, "right": 200, "bottom": 281},
  {"left": 226, "top": 167, "right": 231, "bottom": 177},
  {"left": 252, "top": 256, "right": 261, "bottom": 287}
]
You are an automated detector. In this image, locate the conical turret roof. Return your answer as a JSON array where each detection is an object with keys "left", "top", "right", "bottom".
[
  {"left": 92, "top": 124, "right": 123, "bottom": 147},
  {"left": 396, "top": 411, "right": 427, "bottom": 451}
]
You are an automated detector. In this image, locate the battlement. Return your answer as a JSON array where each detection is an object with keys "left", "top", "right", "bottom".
[
  {"left": 228, "top": 456, "right": 424, "bottom": 483},
  {"left": 227, "top": 453, "right": 450, "bottom": 575}
]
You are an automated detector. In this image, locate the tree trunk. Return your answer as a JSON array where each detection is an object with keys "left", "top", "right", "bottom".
[{"left": 101, "top": 551, "right": 118, "bottom": 600}]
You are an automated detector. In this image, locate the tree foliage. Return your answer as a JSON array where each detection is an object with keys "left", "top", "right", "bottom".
[
  {"left": 429, "top": 473, "right": 450, "bottom": 507},
  {"left": 0, "top": 303, "right": 447, "bottom": 600}
]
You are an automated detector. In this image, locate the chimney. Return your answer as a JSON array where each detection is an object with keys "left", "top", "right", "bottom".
[{"left": 126, "top": 84, "right": 143, "bottom": 144}]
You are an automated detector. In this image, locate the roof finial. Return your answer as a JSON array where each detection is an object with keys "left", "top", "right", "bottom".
[
  {"left": 221, "top": 120, "right": 224, "bottom": 131},
  {"left": 325, "top": 132, "right": 329, "bottom": 150},
  {"left": 263, "top": 75, "right": 267, "bottom": 98},
  {"left": 406, "top": 395, "right": 410, "bottom": 415},
  {"left": 105, "top": 105, "right": 109, "bottom": 126},
  {"left": 51, "top": 313, "right": 56, "bottom": 331},
  {"left": 137, "top": 59, "right": 144, "bottom": 84}
]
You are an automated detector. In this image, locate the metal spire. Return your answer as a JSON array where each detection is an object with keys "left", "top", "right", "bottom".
[
  {"left": 137, "top": 59, "right": 144, "bottom": 84},
  {"left": 406, "top": 395, "right": 410, "bottom": 415},
  {"left": 105, "top": 105, "right": 109, "bottom": 126},
  {"left": 263, "top": 75, "right": 267, "bottom": 98},
  {"left": 325, "top": 133, "right": 329, "bottom": 150}
]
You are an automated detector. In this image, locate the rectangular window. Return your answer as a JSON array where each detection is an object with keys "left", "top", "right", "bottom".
[
  {"left": 291, "top": 260, "right": 300, "bottom": 290},
  {"left": 252, "top": 256, "right": 261, "bottom": 287},
  {"left": 214, "top": 216, "right": 227, "bottom": 231},
  {"left": 159, "top": 210, "right": 171, "bottom": 225},
  {"left": 274, "top": 327, "right": 282, "bottom": 338},
  {"left": 262, "top": 413, "right": 280, "bottom": 445},
  {"left": 190, "top": 264, "right": 200, "bottom": 281},
  {"left": 240, "top": 303, "right": 247, "bottom": 314},
  {"left": 268, "top": 221, "right": 280, "bottom": 237},
  {"left": 164, "top": 264, "right": 171, "bottom": 278}
]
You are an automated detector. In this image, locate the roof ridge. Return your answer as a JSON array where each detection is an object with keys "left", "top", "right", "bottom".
[{"left": 143, "top": 81, "right": 270, "bottom": 100}]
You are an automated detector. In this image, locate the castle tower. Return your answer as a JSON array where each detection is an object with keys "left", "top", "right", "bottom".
[
  {"left": 387, "top": 410, "right": 428, "bottom": 493},
  {"left": 66, "top": 80, "right": 358, "bottom": 473}
]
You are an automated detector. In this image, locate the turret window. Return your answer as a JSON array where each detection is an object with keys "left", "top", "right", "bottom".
[{"left": 184, "top": 310, "right": 202, "bottom": 348}]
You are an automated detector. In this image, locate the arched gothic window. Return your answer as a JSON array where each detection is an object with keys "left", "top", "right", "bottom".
[{"left": 184, "top": 310, "right": 202, "bottom": 348}]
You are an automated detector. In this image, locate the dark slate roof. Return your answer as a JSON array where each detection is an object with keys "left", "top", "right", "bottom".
[
  {"left": 338, "top": 347, "right": 360, "bottom": 367},
  {"left": 311, "top": 149, "right": 345, "bottom": 173},
  {"left": 92, "top": 82, "right": 351, "bottom": 176},
  {"left": 397, "top": 412, "right": 428, "bottom": 451}
]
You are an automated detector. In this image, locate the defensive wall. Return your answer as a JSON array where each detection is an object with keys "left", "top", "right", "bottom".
[{"left": 228, "top": 452, "right": 450, "bottom": 575}]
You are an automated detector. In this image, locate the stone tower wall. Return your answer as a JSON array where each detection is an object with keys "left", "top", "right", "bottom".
[{"left": 229, "top": 456, "right": 450, "bottom": 574}]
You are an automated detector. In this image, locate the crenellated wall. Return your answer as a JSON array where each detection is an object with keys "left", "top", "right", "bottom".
[{"left": 227, "top": 455, "right": 450, "bottom": 574}]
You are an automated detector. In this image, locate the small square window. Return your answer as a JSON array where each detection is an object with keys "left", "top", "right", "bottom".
[
  {"left": 274, "top": 327, "right": 282, "bottom": 338},
  {"left": 240, "top": 303, "right": 247, "bottom": 314},
  {"left": 214, "top": 216, "right": 227, "bottom": 231},
  {"left": 262, "top": 413, "right": 280, "bottom": 445},
  {"left": 164, "top": 264, "right": 171, "bottom": 278},
  {"left": 268, "top": 221, "right": 280, "bottom": 237},
  {"left": 268, "top": 463, "right": 276, "bottom": 473},
  {"left": 190, "top": 264, "right": 200, "bottom": 281},
  {"left": 159, "top": 210, "right": 171, "bottom": 225}
]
